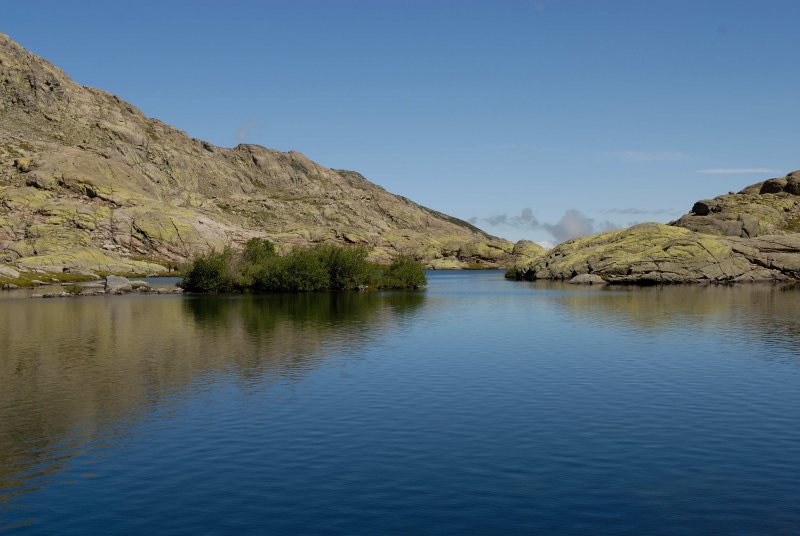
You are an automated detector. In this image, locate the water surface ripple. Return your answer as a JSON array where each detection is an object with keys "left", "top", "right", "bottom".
[{"left": 1, "top": 272, "right": 799, "bottom": 534}]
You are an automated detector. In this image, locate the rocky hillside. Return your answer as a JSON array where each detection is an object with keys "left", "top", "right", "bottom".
[
  {"left": 0, "top": 34, "right": 534, "bottom": 282},
  {"left": 514, "top": 171, "right": 800, "bottom": 284}
]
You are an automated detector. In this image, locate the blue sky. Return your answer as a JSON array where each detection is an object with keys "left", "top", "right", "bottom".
[{"left": 4, "top": 0, "right": 799, "bottom": 244}]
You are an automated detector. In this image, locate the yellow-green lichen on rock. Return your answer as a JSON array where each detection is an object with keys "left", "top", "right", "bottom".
[
  {"left": 16, "top": 246, "right": 167, "bottom": 275},
  {"left": 511, "top": 170, "right": 800, "bottom": 284},
  {"left": 0, "top": 33, "right": 539, "bottom": 274},
  {"left": 517, "top": 223, "right": 790, "bottom": 283}
]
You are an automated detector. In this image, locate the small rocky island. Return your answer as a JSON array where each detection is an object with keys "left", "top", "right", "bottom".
[{"left": 512, "top": 171, "right": 800, "bottom": 284}]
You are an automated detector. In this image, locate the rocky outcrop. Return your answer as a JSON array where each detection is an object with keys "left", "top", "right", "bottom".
[
  {"left": 0, "top": 33, "right": 520, "bottom": 280},
  {"left": 514, "top": 171, "right": 800, "bottom": 284},
  {"left": 672, "top": 171, "right": 800, "bottom": 238},
  {"left": 512, "top": 239, "right": 545, "bottom": 258}
]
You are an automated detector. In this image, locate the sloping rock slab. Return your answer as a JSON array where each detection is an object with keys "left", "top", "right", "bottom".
[{"left": 515, "top": 223, "right": 798, "bottom": 284}]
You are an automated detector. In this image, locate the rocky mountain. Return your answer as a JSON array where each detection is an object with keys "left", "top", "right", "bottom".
[
  {"left": 0, "top": 34, "right": 536, "bottom": 282},
  {"left": 514, "top": 171, "right": 800, "bottom": 284}
]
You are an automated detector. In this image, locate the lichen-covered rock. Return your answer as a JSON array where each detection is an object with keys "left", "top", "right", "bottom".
[
  {"left": 0, "top": 264, "right": 20, "bottom": 279},
  {"left": 428, "top": 257, "right": 464, "bottom": 270},
  {"left": 671, "top": 171, "right": 800, "bottom": 238},
  {"left": 456, "top": 239, "right": 514, "bottom": 262},
  {"left": 15, "top": 247, "right": 166, "bottom": 274},
  {"left": 512, "top": 239, "right": 545, "bottom": 258},
  {"left": 13, "top": 157, "right": 32, "bottom": 172},
  {"left": 512, "top": 170, "right": 800, "bottom": 285},
  {"left": 515, "top": 223, "right": 799, "bottom": 284}
]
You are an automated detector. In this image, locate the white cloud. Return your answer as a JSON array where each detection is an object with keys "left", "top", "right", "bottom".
[
  {"left": 469, "top": 208, "right": 619, "bottom": 243},
  {"left": 696, "top": 168, "right": 780, "bottom": 175}
]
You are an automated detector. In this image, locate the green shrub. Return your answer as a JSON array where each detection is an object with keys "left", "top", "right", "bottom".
[
  {"left": 179, "top": 248, "right": 237, "bottom": 293},
  {"left": 315, "top": 244, "right": 375, "bottom": 290},
  {"left": 242, "top": 237, "right": 276, "bottom": 264},
  {"left": 252, "top": 249, "right": 330, "bottom": 291},
  {"left": 180, "top": 241, "right": 426, "bottom": 293},
  {"left": 237, "top": 238, "right": 277, "bottom": 288},
  {"left": 378, "top": 256, "right": 427, "bottom": 289}
]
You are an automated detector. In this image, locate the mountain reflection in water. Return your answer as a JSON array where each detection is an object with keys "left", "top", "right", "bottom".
[
  {"left": 0, "top": 291, "right": 424, "bottom": 508},
  {"left": 1, "top": 273, "right": 799, "bottom": 534}
]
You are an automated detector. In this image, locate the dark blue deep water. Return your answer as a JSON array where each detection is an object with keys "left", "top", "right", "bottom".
[{"left": 1, "top": 271, "right": 800, "bottom": 534}]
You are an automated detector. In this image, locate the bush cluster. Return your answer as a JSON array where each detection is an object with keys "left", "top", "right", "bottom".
[{"left": 180, "top": 238, "right": 426, "bottom": 293}]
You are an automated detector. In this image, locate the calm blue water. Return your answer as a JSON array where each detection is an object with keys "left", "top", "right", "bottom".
[{"left": 1, "top": 271, "right": 799, "bottom": 534}]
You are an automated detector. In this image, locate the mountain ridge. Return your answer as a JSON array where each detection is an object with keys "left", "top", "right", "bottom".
[{"left": 0, "top": 33, "right": 534, "bottom": 281}]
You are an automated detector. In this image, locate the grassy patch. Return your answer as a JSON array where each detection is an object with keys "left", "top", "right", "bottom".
[
  {"left": 64, "top": 284, "right": 84, "bottom": 295},
  {"left": 784, "top": 214, "right": 800, "bottom": 232}
]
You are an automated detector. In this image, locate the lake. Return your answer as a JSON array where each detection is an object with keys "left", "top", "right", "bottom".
[{"left": 1, "top": 271, "right": 799, "bottom": 534}]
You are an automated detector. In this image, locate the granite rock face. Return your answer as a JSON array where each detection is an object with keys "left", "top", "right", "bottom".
[
  {"left": 0, "top": 34, "right": 519, "bottom": 278},
  {"left": 514, "top": 172, "right": 800, "bottom": 284},
  {"left": 672, "top": 171, "right": 800, "bottom": 238}
]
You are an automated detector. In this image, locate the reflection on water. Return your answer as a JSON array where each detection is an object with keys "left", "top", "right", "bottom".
[
  {"left": 0, "top": 292, "right": 424, "bottom": 509},
  {"left": 1, "top": 273, "right": 799, "bottom": 534},
  {"left": 527, "top": 281, "right": 800, "bottom": 360}
]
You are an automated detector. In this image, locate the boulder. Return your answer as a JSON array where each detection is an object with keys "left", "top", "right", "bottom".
[
  {"left": 25, "top": 171, "right": 58, "bottom": 190},
  {"left": 105, "top": 275, "right": 133, "bottom": 293},
  {"left": 0, "top": 264, "right": 20, "bottom": 279},
  {"left": 13, "top": 157, "right": 32, "bottom": 172},
  {"left": 786, "top": 174, "right": 800, "bottom": 195},
  {"left": 674, "top": 171, "right": 800, "bottom": 238},
  {"left": 457, "top": 239, "right": 514, "bottom": 262},
  {"left": 512, "top": 240, "right": 545, "bottom": 258},
  {"left": 759, "top": 179, "right": 786, "bottom": 194}
]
